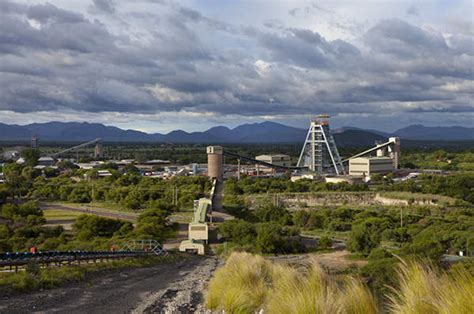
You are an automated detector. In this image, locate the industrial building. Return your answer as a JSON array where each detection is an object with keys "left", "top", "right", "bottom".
[
  {"left": 255, "top": 154, "right": 291, "bottom": 167},
  {"left": 179, "top": 195, "right": 213, "bottom": 255},
  {"left": 2, "top": 150, "right": 20, "bottom": 161},
  {"left": 94, "top": 141, "right": 104, "bottom": 158},
  {"left": 349, "top": 157, "right": 394, "bottom": 176},
  {"left": 31, "top": 135, "right": 39, "bottom": 149},
  {"left": 202, "top": 120, "right": 401, "bottom": 181},
  {"left": 37, "top": 156, "right": 55, "bottom": 167}
]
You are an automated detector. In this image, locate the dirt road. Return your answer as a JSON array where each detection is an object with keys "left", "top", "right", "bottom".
[{"left": 0, "top": 256, "right": 219, "bottom": 314}]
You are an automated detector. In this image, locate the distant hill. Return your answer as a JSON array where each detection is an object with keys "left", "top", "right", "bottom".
[
  {"left": 394, "top": 125, "right": 474, "bottom": 141},
  {"left": 0, "top": 123, "right": 32, "bottom": 140},
  {"left": 0, "top": 121, "right": 472, "bottom": 144},
  {"left": 333, "top": 130, "right": 387, "bottom": 147}
]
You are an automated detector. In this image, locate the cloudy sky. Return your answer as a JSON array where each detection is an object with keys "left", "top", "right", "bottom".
[{"left": 0, "top": 0, "right": 472, "bottom": 133}]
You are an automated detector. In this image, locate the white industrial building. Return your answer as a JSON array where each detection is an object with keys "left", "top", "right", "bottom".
[
  {"left": 349, "top": 157, "right": 394, "bottom": 176},
  {"left": 255, "top": 154, "right": 291, "bottom": 167},
  {"left": 37, "top": 156, "right": 56, "bottom": 167}
]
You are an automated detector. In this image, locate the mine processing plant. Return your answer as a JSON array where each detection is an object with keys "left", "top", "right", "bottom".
[
  {"left": 297, "top": 115, "right": 345, "bottom": 175},
  {"left": 207, "top": 145, "right": 307, "bottom": 181},
  {"left": 207, "top": 116, "right": 401, "bottom": 179}
]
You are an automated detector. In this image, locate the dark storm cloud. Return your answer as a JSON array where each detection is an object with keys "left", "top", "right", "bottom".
[
  {"left": 91, "top": 0, "right": 116, "bottom": 14},
  {"left": 406, "top": 5, "right": 419, "bottom": 17},
  {"left": 27, "top": 3, "right": 84, "bottom": 23},
  {"left": 365, "top": 19, "right": 449, "bottom": 58},
  {"left": 0, "top": 1, "right": 472, "bottom": 120}
]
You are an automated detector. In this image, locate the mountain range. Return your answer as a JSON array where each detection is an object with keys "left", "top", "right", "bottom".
[{"left": 0, "top": 121, "right": 473, "bottom": 145}]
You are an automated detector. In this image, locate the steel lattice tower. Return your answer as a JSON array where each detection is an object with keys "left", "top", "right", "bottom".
[{"left": 297, "top": 115, "right": 345, "bottom": 175}]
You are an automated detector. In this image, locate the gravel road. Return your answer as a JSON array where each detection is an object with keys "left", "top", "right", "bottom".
[{"left": 0, "top": 256, "right": 219, "bottom": 314}]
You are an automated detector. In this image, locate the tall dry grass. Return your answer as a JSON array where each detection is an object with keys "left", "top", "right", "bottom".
[
  {"left": 206, "top": 252, "right": 474, "bottom": 314},
  {"left": 388, "top": 260, "right": 474, "bottom": 314},
  {"left": 206, "top": 252, "right": 377, "bottom": 313},
  {"left": 206, "top": 252, "right": 271, "bottom": 312}
]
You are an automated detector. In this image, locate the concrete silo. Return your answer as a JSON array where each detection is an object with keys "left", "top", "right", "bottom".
[{"left": 207, "top": 146, "right": 223, "bottom": 179}]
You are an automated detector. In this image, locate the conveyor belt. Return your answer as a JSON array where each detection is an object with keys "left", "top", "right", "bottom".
[
  {"left": 0, "top": 250, "right": 156, "bottom": 267},
  {"left": 223, "top": 151, "right": 307, "bottom": 170}
]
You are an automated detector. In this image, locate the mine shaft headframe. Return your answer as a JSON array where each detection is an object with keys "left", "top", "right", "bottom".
[
  {"left": 297, "top": 114, "right": 345, "bottom": 175},
  {"left": 311, "top": 114, "right": 331, "bottom": 126}
]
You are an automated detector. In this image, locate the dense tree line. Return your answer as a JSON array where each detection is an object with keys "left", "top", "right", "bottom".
[
  {"left": 400, "top": 149, "right": 474, "bottom": 171},
  {"left": 1, "top": 158, "right": 210, "bottom": 211},
  {"left": 0, "top": 200, "right": 174, "bottom": 252},
  {"left": 0, "top": 201, "right": 65, "bottom": 252},
  {"left": 218, "top": 203, "right": 303, "bottom": 254},
  {"left": 388, "top": 173, "right": 474, "bottom": 204},
  {"left": 223, "top": 177, "right": 369, "bottom": 196},
  {"left": 220, "top": 202, "right": 474, "bottom": 294}
]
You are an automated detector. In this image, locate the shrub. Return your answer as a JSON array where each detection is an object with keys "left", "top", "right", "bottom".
[
  {"left": 318, "top": 235, "right": 332, "bottom": 250},
  {"left": 348, "top": 217, "right": 389, "bottom": 256},
  {"left": 73, "top": 215, "right": 128, "bottom": 240}
]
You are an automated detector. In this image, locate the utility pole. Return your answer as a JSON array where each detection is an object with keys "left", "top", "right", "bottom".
[
  {"left": 91, "top": 183, "right": 94, "bottom": 202},
  {"left": 400, "top": 207, "right": 403, "bottom": 228},
  {"left": 237, "top": 159, "right": 241, "bottom": 180},
  {"left": 172, "top": 186, "right": 178, "bottom": 206}
]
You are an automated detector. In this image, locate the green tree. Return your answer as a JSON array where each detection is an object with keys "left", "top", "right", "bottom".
[
  {"left": 21, "top": 148, "right": 40, "bottom": 166},
  {"left": 218, "top": 219, "right": 256, "bottom": 246},
  {"left": 348, "top": 217, "right": 389, "bottom": 255},
  {"left": 255, "top": 223, "right": 283, "bottom": 253}
]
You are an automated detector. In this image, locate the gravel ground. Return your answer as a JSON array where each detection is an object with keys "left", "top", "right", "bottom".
[
  {"left": 134, "top": 257, "right": 220, "bottom": 313},
  {"left": 0, "top": 256, "right": 219, "bottom": 314}
]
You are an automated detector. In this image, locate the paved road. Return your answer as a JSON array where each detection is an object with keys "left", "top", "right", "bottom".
[{"left": 0, "top": 256, "right": 217, "bottom": 314}]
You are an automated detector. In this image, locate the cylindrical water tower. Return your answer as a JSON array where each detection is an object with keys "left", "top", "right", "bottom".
[{"left": 207, "top": 146, "right": 223, "bottom": 179}]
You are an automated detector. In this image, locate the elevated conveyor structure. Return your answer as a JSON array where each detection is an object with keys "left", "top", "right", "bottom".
[
  {"left": 223, "top": 150, "right": 306, "bottom": 171},
  {"left": 343, "top": 137, "right": 401, "bottom": 169},
  {"left": 50, "top": 138, "right": 103, "bottom": 158},
  {"left": 179, "top": 183, "right": 215, "bottom": 255}
]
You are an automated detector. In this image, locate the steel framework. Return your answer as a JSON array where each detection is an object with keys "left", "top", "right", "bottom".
[
  {"left": 119, "top": 239, "right": 168, "bottom": 256},
  {"left": 297, "top": 115, "right": 345, "bottom": 175}
]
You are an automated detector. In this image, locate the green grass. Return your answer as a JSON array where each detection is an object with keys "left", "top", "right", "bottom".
[
  {"left": 169, "top": 211, "right": 194, "bottom": 223},
  {"left": 300, "top": 229, "right": 350, "bottom": 241},
  {"left": 0, "top": 255, "right": 177, "bottom": 294},
  {"left": 49, "top": 201, "right": 139, "bottom": 214}
]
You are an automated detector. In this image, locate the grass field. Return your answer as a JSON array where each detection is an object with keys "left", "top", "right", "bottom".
[
  {"left": 43, "top": 209, "right": 84, "bottom": 221},
  {"left": 49, "top": 201, "right": 138, "bottom": 214}
]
